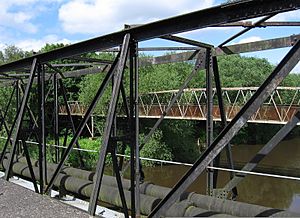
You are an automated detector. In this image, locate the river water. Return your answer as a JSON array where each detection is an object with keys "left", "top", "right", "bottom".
[{"left": 140, "top": 137, "right": 300, "bottom": 213}]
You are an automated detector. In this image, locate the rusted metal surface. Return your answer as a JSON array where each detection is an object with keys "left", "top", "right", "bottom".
[{"left": 60, "top": 87, "right": 300, "bottom": 124}]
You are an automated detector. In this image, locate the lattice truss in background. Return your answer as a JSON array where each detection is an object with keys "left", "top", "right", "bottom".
[{"left": 137, "top": 87, "right": 300, "bottom": 124}]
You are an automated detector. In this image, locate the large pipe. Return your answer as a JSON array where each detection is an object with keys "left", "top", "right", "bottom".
[
  {"left": 2, "top": 157, "right": 234, "bottom": 217},
  {"left": 9, "top": 156, "right": 300, "bottom": 217},
  {"left": 2, "top": 158, "right": 159, "bottom": 215}
]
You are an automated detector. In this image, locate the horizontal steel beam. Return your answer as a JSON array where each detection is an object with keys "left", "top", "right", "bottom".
[
  {"left": 0, "top": 0, "right": 298, "bottom": 73},
  {"left": 0, "top": 33, "right": 299, "bottom": 83},
  {"left": 220, "top": 21, "right": 300, "bottom": 27},
  {"left": 0, "top": 32, "right": 298, "bottom": 85},
  {"left": 105, "top": 46, "right": 200, "bottom": 52},
  {"left": 140, "top": 34, "right": 300, "bottom": 65},
  {"left": 216, "top": 34, "right": 300, "bottom": 55}
]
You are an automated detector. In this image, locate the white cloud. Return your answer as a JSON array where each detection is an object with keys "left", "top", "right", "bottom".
[
  {"left": 58, "top": 0, "right": 215, "bottom": 34},
  {"left": 271, "top": 10, "right": 300, "bottom": 21},
  {"left": 0, "top": 43, "right": 5, "bottom": 51},
  {"left": 238, "top": 36, "right": 262, "bottom": 44},
  {"left": 0, "top": 0, "right": 64, "bottom": 34},
  {"left": 0, "top": 5, "right": 37, "bottom": 33},
  {"left": 15, "top": 35, "right": 73, "bottom": 51},
  {"left": 293, "top": 62, "right": 300, "bottom": 74}
]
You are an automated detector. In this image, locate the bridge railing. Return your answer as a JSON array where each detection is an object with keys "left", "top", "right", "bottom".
[
  {"left": 138, "top": 87, "right": 300, "bottom": 124},
  {"left": 59, "top": 101, "right": 87, "bottom": 116},
  {"left": 59, "top": 87, "right": 300, "bottom": 124}
]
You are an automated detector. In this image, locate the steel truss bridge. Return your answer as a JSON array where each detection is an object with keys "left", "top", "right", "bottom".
[
  {"left": 60, "top": 87, "right": 300, "bottom": 125},
  {"left": 138, "top": 87, "right": 300, "bottom": 124},
  {"left": 0, "top": 0, "right": 300, "bottom": 217}
]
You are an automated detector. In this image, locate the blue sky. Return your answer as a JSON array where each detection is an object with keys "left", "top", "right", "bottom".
[{"left": 0, "top": 0, "right": 299, "bottom": 72}]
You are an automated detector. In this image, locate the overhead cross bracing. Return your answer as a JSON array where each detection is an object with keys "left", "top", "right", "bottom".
[{"left": 0, "top": 0, "right": 299, "bottom": 217}]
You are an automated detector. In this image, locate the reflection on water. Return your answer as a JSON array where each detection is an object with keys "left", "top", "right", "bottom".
[
  {"left": 289, "top": 194, "right": 300, "bottom": 213},
  {"left": 140, "top": 137, "right": 300, "bottom": 213}
]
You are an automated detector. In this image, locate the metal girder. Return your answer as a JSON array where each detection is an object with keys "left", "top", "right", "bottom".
[
  {"left": 66, "top": 57, "right": 114, "bottom": 64},
  {"left": 139, "top": 34, "right": 300, "bottom": 66},
  {"left": 139, "top": 49, "right": 205, "bottom": 66},
  {"left": 88, "top": 34, "right": 131, "bottom": 216},
  {"left": 140, "top": 34, "right": 300, "bottom": 67},
  {"left": 106, "top": 46, "right": 200, "bottom": 52},
  {"left": 220, "top": 21, "right": 300, "bottom": 27},
  {"left": 4, "top": 58, "right": 38, "bottom": 181},
  {"left": 218, "top": 14, "right": 276, "bottom": 47},
  {"left": 221, "top": 111, "right": 300, "bottom": 194},
  {"left": 216, "top": 34, "right": 300, "bottom": 55},
  {"left": 0, "top": 0, "right": 298, "bottom": 73},
  {"left": 134, "top": 43, "right": 140, "bottom": 217},
  {"left": 148, "top": 39, "right": 300, "bottom": 218},
  {"left": 0, "top": 33, "right": 298, "bottom": 86},
  {"left": 37, "top": 64, "right": 47, "bottom": 194},
  {"left": 129, "top": 42, "right": 137, "bottom": 217},
  {"left": 206, "top": 49, "right": 214, "bottom": 194},
  {"left": 212, "top": 56, "right": 237, "bottom": 198},
  {"left": 44, "top": 50, "right": 121, "bottom": 194},
  {"left": 121, "top": 49, "right": 206, "bottom": 175},
  {"left": 53, "top": 74, "right": 59, "bottom": 163},
  {"left": 160, "top": 35, "right": 213, "bottom": 49}
]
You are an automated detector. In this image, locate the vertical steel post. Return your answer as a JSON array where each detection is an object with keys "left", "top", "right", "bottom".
[
  {"left": 15, "top": 80, "right": 20, "bottom": 154},
  {"left": 38, "top": 63, "right": 46, "bottom": 194},
  {"left": 129, "top": 42, "right": 136, "bottom": 217},
  {"left": 212, "top": 56, "right": 237, "bottom": 198},
  {"left": 53, "top": 73, "right": 60, "bottom": 163},
  {"left": 206, "top": 48, "right": 214, "bottom": 195},
  {"left": 134, "top": 41, "right": 141, "bottom": 217},
  {"left": 16, "top": 80, "right": 20, "bottom": 111}
]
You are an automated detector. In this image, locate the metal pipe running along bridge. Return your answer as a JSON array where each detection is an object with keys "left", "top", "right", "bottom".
[
  {"left": 60, "top": 87, "right": 300, "bottom": 125},
  {"left": 0, "top": 0, "right": 300, "bottom": 217}
]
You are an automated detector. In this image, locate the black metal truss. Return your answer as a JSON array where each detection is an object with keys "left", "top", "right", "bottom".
[
  {"left": 0, "top": 0, "right": 298, "bottom": 73},
  {"left": 44, "top": 51, "right": 121, "bottom": 194},
  {"left": 0, "top": 33, "right": 298, "bottom": 85},
  {"left": 148, "top": 38, "right": 300, "bottom": 218},
  {"left": 212, "top": 56, "right": 237, "bottom": 198},
  {"left": 88, "top": 34, "right": 131, "bottom": 216},
  {"left": 0, "top": 1, "right": 299, "bottom": 217},
  {"left": 4, "top": 58, "right": 38, "bottom": 181}
]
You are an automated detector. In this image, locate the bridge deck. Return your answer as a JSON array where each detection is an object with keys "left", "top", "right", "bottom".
[{"left": 0, "top": 179, "right": 90, "bottom": 218}]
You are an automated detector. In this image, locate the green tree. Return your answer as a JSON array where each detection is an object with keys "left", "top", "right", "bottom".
[
  {"left": 217, "top": 55, "right": 275, "bottom": 87},
  {"left": 0, "top": 45, "right": 33, "bottom": 64}
]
